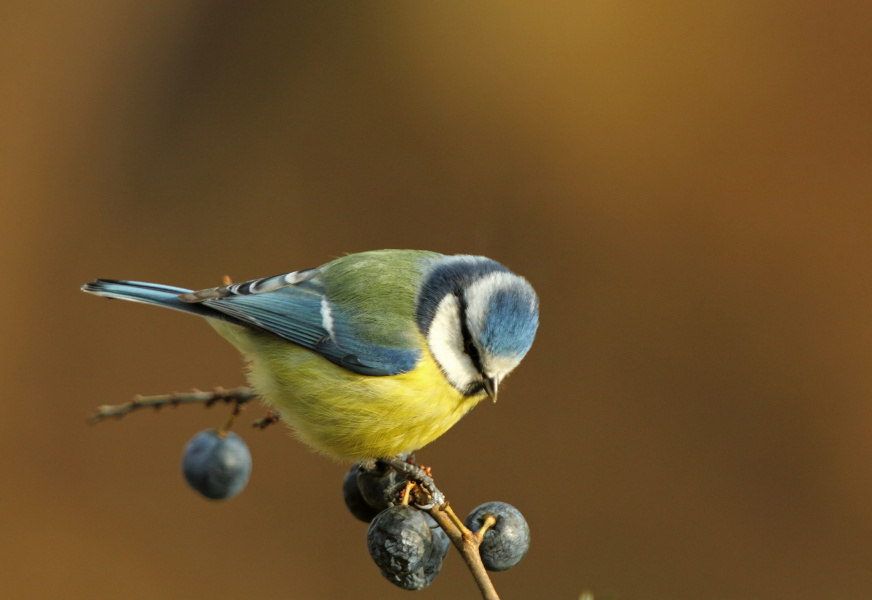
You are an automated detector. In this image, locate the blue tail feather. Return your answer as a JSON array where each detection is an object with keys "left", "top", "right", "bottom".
[{"left": 81, "top": 279, "right": 228, "bottom": 320}]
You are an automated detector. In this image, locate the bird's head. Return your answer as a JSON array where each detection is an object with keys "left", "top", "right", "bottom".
[{"left": 417, "top": 256, "right": 539, "bottom": 399}]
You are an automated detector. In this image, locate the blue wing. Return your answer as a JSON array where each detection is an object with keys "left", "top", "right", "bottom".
[
  {"left": 83, "top": 271, "right": 421, "bottom": 376},
  {"left": 184, "top": 270, "right": 421, "bottom": 377}
]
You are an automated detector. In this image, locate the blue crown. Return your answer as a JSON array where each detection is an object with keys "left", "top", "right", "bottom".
[{"left": 479, "top": 282, "right": 539, "bottom": 358}]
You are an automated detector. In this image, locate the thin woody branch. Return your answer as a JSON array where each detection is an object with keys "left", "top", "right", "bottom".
[{"left": 88, "top": 386, "right": 257, "bottom": 425}]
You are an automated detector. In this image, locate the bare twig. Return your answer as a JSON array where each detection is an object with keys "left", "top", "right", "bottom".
[{"left": 89, "top": 386, "right": 257, "bottom": 425}]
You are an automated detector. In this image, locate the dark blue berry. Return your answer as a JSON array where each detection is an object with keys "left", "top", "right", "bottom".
[
  {"left": 356, "top": 460, "right": 400, "bottom": 511},
  {"left": 367, "top": 505, "right": 433, "bottom": 576},
  {"left": 379, "top": 514, "right": 449, "bottom": 590},
  {"left": 182, "top": 429, "right": 252, "bottom": 500},
  {"left": 425, "top": 513, "right": 451, "bottom": 561},
  {"left": 343, "top": 464, "right": 381, "bottom": 523},
  {"left": 379, "top": 540, "right": 444, "bottom": 590},
  {"left": 464, "top": 501, "right": 530, "bottom": 571}
]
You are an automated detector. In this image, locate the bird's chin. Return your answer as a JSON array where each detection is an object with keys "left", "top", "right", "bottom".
[{"left": 462, "top": 381, "right": 488, "bottom": 398}]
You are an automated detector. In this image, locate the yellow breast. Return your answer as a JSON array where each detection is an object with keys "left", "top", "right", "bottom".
[{"left": 210, "top": 320, "right": 485, "bottom": 460}]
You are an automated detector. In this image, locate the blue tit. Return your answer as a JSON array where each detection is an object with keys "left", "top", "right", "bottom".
[{"left": 82, "top": 250, "right": 539, "bottom": 460}]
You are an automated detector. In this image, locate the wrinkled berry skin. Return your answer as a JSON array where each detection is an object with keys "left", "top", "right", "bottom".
[
  {"left": 343, "top": 464, "right": 381, "bottom": 523},
  {"left": 378, "top": 512, "right": 450, "bottom": 590},
  {"left": 379, "top": 540, "right": 444, "bottom": 590},
  {"left": 182, "top": 429, "right": 252, "bottom": 500},
  {"left": 464, "top": 501, "right": 531, "bottom": 571},
  {"left": 367, "top": 505, "right": 433, "bottom": 576}
]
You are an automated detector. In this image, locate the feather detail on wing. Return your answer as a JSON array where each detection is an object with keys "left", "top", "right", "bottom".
[
  {"left": 178, "top": 269, "right": 320, "bottom": 301},
  {"left": 181, "top": 269, "right": 420, "bottom": 376}
]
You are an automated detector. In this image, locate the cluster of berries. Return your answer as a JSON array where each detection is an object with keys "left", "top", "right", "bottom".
[
  {"left": 343, "top": 461, "right": 531, "bottom": 591},
  {"left": 179, "top": 432, "right": 530, "bottom": 592}
]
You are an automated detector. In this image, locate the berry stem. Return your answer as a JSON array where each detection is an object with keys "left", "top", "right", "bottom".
[
  {"left": 218, "top": 400, "right": 245, "bottom": 435},
  {"left": 476, "top": 514, "right": 497, "bottom": 538},
  {"left": 399, "top": 481, "right": 414, "bottom": 506},
  {"left": 443, "top": 503, "right": 470, "bottom": 534}
]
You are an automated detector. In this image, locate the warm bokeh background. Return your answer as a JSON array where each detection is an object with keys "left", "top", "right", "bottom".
[{"left": 2, "top": 2, "right": 871, "bottom": 599}]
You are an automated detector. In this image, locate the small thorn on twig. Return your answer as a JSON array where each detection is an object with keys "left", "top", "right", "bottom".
[{"left": 252, "top": 408, "right": 281, "bottom": 429}]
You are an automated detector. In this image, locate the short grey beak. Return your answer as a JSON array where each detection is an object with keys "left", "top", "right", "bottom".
[{"left": 483, "top": 376, "right": 498, "bottom": 402}]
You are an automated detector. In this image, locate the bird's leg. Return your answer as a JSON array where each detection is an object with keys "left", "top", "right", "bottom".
[{"left": 380, "top": 456, "right": 444, "bottom": 509}]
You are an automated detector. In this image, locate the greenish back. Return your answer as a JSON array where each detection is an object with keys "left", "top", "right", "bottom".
[{"left": 320, "top": 250, "right": 441, "bottom": 348}]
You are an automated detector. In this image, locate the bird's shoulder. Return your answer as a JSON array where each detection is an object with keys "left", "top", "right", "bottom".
[{"left": 319, "top": 250, "right": 441, "bottom": 314}]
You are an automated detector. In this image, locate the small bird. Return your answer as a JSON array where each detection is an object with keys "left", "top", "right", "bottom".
[{"left": 82, "top": 250, "right": 539, "bottom": 460}]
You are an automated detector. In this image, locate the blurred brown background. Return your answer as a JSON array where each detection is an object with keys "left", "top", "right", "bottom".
[{"left": 2, "top": 2, "right": 871, "bottom": 599}]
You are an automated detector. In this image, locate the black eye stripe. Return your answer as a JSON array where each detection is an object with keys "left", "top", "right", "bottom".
[
  {"left": 456, "top": 291, "right": 484, "bottom": 374},
  {"left": 415, "top": 256, "right": 512, "bottom": 336}
]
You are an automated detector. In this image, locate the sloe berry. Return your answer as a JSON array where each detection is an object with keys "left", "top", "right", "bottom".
[
  {"left": 464, "top": 501, "right": 530, "bottom": 571},
  {"left": 182, "top": 429, "right": 252, "bottom": 500}
]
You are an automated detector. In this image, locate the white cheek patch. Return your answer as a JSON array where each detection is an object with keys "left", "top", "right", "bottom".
[{"left": 426, "top": 294, "right": 479, "bottom": 391}]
